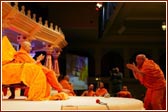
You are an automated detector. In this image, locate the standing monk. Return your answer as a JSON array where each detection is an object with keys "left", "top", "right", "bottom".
[{"left": 126, "top": 54, "right": 166, "bottom": 110}]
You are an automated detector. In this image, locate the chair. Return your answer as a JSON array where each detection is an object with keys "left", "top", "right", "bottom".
[{"left": 2, "top": 82, "right": 27, "bottom": 99}]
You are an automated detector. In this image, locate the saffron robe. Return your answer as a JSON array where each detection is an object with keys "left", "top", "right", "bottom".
[
  {"left": 95, "top": 88, "right": 108, "bottom": 96},
  {"left": 60, "top": 79, "right": 76, "bottom": 96},
  {"left": 135, "top": 59, "right": 166, "bottom": 110},
  {"left": 2, "top": 36, "right": 67, "bottom": 100},
  {"left": 117, "top": 90, "right": 132, "bottom": 98},
  {"left": 81, "top": 90, "right": 95, "bottom": 96}
]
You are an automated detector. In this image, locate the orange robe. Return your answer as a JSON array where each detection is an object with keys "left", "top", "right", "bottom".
[
  {"left": 81, "top": 90, "right": 95, "bottom": 96},
  {"left": 135, "top": 59, "right": 166, "bottom": 110},
  {"left": 14, "top": 49, "right": 63, "bottom": 94},
  {"left": 2, "top": 36, "right": 16, "bottom": 65},
  {"left": 2, "top": 36, "right": 67, "bottom": 100},
  {"left": 117, "top": 90, "right": 132, "bottom": 98},
  {"left": 3, "top": 62, "right": 48, "bottom": 100},
  {"left": 60, "top": 79, "right": 76, "bottom": 96},
  {"left": 95, "top": 88, "right": 108, "bottom": 96}
]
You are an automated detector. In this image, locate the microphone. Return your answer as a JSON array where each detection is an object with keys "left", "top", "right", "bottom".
[{"left": 96, "top": 99, "right": 110, "bottom": 110}]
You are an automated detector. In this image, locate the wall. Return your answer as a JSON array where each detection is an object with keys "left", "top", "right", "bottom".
[{"left": 62, "top": 34, "right": 166, "bottom": 99}]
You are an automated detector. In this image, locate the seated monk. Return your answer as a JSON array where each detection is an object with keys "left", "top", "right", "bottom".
[
  {"left": 95, "top": 81, "right": 109, "bottom": 97},
  {"left": 2, "top": 35, "right": 69, "bottom": 100},
  {"left": 81, "top": 84, "right": 95, "bottom": 96},
  {"left": 117, "top": 85, "right": 132, "bottom": 98},
  {"left": 60, "top": 75, "right": 76, "bottom": 96}
]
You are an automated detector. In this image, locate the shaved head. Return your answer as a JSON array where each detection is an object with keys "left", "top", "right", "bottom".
[
  {"left": 136, "top": 54, "right": 146, "bottom": 59},
  {"left": 88, "top": 84, "right": 94, "bottom": 90},
  {"left": 136, "top": 54, "right": 147, "bottom": 67},
  {"left": 21, "top": 41, "right": 32, "bottom": 53},
  {"left": 122, "top": 85, "right": 128, "bottom": 91},
  {"left": 21, "top": 41, "right": 31, "bottom": 47}
]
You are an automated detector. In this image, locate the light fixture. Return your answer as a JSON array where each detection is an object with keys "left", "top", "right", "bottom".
[
  {"left": 96, "top": 2, "right": 103, "bottom": 11},
  {"left": 162, "top": 22, "right": 166, "bottom": 31},
  {"left": 95, "top": 77, "right": 99, "bottom": 81},
  {"left": 96, "top": 2, "right": 103, "bottom": 8}
]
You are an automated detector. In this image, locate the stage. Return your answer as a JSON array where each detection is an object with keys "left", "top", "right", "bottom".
[{"left": 2, "top": 90, "right": 145, "bottom": 111}]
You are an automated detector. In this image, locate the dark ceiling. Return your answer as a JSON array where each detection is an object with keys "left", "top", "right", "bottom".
[{"left": 18, "top": 2, "right": 99, "bottom": 42}]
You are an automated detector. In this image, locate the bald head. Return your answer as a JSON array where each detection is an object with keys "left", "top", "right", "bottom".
[
  {"left": 21, "top": 41, "right": 32, "bottom": 53},
  {"left": 64, "top": 75, "right": 70, "bottom": 81},
  {"left": 88, "top": 84, "right": 94, "bottom": 90},
  {"left": 122, "top": 85, "right": 128, "bottom": 91},
  {"left": 136, "top": 54, "right": 146, "bottom": 59},
  {"left": 136, "top": 54, "right": 147, "bottom": 66},
  {"left": 99, "top": 82, "right": 104, "bottom": 88}
]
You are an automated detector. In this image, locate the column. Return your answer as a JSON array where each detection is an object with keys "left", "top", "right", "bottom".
[
  {"left": 45, "top": 44, "right": 53, "bottom": 70},
  {"left": 52, "top": 48, "right": 61, "bottom": 77}
]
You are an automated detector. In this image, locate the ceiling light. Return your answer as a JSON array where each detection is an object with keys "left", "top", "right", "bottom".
[{"left": 96, "top": 3, "right": 103, "bottom": 8}]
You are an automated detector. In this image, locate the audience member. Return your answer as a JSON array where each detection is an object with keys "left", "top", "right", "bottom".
[
  {"left": 95, "top": 81, "right": 109, "bottom": 97},
  {"left": 109, "top": 67, "right": 123, "bottom": 96},
  {"left": 60, "top": 75, "right": 76, "bottom": 96},
  {"left": 81, "top": 84, "right": 95, "bottom": 96},
  {"left": 117, "top": 85, "right": 132, "bottom": 98}
]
